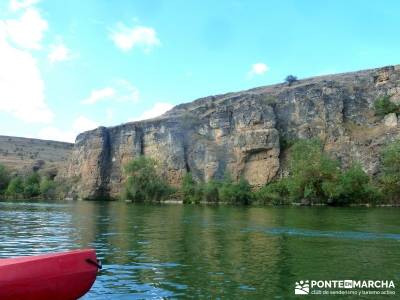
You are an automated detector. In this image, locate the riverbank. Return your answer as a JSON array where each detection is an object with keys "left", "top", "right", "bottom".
[
  {"left": 5, "top": 197, "right": 399, "bottom": 208},
  {"left": 160, "top": 200, "right": 400, "bottom": 207}
]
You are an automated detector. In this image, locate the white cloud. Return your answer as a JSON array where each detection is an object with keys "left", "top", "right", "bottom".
[
  {"left": 0, "top": 4, "right": 52, "bottom": 124},
  {"left": 105, "top": 108, "right": 114, "bottom": 122},
  {"left": 37, "top": 126, "right": 75, "bottom": 143},
  {"left": 131, "top": 102, "right": 174, "bottom": 121},
  {"left": 0, "top": 37, "right": 53, "bottom": 123},
  {"left": 81, "top": 87, "right": 115, "bottom": 105},
  {"left": 37, "top": 116, "right": 99, "bottom": 142},
  {"left": 48, "top": 43, "right": 70, "bottom": 63},
  {"left": 110, "top": 24, "right": 160, "bottom": 52},
  {"left": 72, "top": 116, "right": 98, "bottom": 133},
  {"left": 2, "top": 8, "right": 48, "bottom": 49},
  {"left": 82, "top": 80, "right": 139, "bottom": 105},
  {"left": 9, "top": 0, "right": 40, "bottom": 11},
  {"left": 247, "top": 62, "right": 269, "bottom": 79},
  {"left": 114, "top": 79, "right": 140, "bottom": 103}
]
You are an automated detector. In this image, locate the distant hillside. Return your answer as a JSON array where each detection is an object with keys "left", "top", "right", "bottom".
[{"left": 0, "top": 135, "right": 73, "bottom": 176}]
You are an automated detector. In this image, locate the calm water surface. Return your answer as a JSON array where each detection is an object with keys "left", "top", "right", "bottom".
[{"left": 0, "top": 200, "right": 399, "bottom": 299}]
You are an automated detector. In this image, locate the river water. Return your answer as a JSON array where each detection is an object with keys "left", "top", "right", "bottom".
[{"left": 0, "top": 200, "right": 399, "bottom": 299}]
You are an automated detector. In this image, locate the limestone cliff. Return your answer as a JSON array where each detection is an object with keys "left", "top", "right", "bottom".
[{"left": 65, "top": 65, "right": 400, "bottom": 199}]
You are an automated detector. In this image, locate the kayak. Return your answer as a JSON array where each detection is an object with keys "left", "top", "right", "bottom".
[{"left": 0, "top": 249, "right": 101, "bottom": 300}]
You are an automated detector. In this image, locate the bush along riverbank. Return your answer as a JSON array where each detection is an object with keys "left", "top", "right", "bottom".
[
  {"left": 0, "top": 164, "right": 74, "bottom": 200},
  {"left": 1, "top": 138, "right": 399, "bottom": 206},
  {"left": 120, "top": 138, "right": 400, "bottom": 206}
]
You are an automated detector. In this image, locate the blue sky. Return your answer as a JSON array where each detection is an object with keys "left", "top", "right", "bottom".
[{"left": 0, "top": 0, "right": 399, "bottom": 142}]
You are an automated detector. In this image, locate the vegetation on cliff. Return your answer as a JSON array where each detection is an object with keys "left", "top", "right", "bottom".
[
  {"left": 122, "top": 156, "right": 174, "bottom": 203},
  {"left": 1, "top": 138, "right": 399, "bottom": 206},
  {"left": 373, "top": 95, "right": 400, "bottom": 117},
  {"left": 380, "top": 140, "right": 400, "bottom": 201},
  {"left": 181, "top": 173, "right": 203, "bottom": 204},
  {"left": 120, "top": 157, "right": 254, "bottom": 204},
  {"left": 181, "top": 172, "right": 253, "bottom": 205},
  {"left": 0, "top": 164, "right": 10, "bottom": 193},
  {"left": 119, "top": 137, "right": 399, "bottom": 206},
  {"left": 256, "top": 139, "right": 388, "bottom": 205},
  {"left": 284, "top": 75, "right": 298, "bottom": 86}
]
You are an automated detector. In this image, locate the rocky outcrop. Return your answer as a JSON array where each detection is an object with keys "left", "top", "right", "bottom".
[{"left": 65, "top": 65, "right": 400, "bottom": 199}]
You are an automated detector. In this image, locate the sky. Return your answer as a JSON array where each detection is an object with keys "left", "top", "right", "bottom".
[{"left": 0, "top": 0, "right": 399, "bottom": 142}]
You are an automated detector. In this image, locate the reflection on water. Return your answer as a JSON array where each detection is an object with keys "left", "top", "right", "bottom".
[
  {"left": 0, "top": 201, "right": 399, "bottom": 299},
  {"left": 243, "top": 226, "right": 400, "bottom": 240}
]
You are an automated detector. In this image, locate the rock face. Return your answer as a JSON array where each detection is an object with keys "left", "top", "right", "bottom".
[{"left": 65, "top": 65, "right": 400, "bottom": 199}]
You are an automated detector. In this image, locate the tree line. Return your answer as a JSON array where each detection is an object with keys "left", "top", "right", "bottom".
[
  {"left": 122, "top": 139, "right": 400, "bottom": 206},
  {"left": 0, "top": 166, "right": 68, "bottom": 199},
  {"left": 1, "top": 138, "right": 399, "bottom": 205}
]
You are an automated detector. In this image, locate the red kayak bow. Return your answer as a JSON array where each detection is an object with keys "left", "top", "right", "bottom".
[{"left": 0, "top": 249, "right": 100, "bottom": 300}]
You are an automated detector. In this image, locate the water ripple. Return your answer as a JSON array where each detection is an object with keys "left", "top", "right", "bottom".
[
  {"left": 243, "top": 226, "right": 400, "bottom": 240},
  {"left": 1, "top": 201, "right": 399, "bottom": 299}
]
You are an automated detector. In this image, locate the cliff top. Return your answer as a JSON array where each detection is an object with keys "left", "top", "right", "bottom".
[
  {"left": 166, "top": 64, "right": 399, "bottom": 116},
  {"left": 0, "top": 135, "right": 73, "bottom": 147},
  {"left": 77, "top": 64, "right": 399, "bottom": 140}
]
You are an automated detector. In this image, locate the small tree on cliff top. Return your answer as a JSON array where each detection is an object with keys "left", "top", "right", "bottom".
[
  {"left": 122, "top": 156, "right": 174, "bottom": 202},
  {"left": 285, "top": 75, "right": 298, "bottom": 86}
]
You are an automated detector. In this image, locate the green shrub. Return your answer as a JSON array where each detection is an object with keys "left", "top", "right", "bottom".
[
  {"left": 257, "top": 139, "right": 382, "bottom": 206},
  {"left": 380, "top": 140, "right": 400, "bottom": 201},
  {"left": 235, "top": 178, "right": 253, "bottom": 205},
  {"left": 373, "top": 95, "right": 398, "bottom": 117},
  {"left": 0, "top": 164, "right": 10, "bottom": 194},
  {"left": 40, "top": 177, "right": 57, "bottom": 199},
  {"left": 255, "top": 178, "right": 290, "bottom": 205},
  {"left": 3, "top": 170, "right": 62, "bottom": 199},
  {"left": 6, "top": 177, "right": 24, "bottom": 197},
  {"left": 329, "top": 164, "right": 381, "bottom": 205},
  {"left": 287, "top": 138, "right": 340, "bottom": 203},
  {"left": 219, "top": 174, "right": 252, "bottom": 205},
  {"left": 122, "top": 156, "right": 174, "bottom": 202},
  {"left": 23, "top": 172, "right": 41, "bottom": 198},
  {"left": 202, "top": 179, "right": 220, "bottom": 203},
  {"left": 279, "top": 135, "right": 298, "bottom": 151},
  {"left": 285, "top": 75, "right": 298, "bottom": 86},
  {"left": 181, "top": 172, "right": 252, "bottom": 204},
  {"left": 181, "top": 173, "right": 202, "bottom": 204}
]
